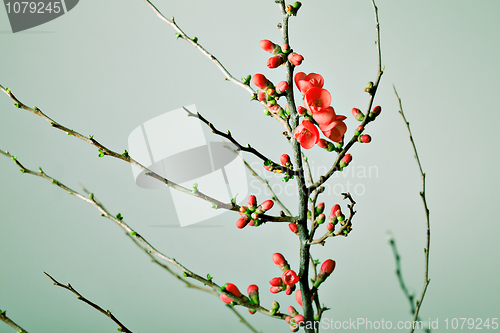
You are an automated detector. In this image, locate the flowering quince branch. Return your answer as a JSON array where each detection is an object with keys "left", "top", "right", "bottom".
[
  {"left": 224, "top": 143, "right": 293, "bottom": 216},
  {"left": 0, "top": 85, "right": 293, "bottom": 224},
  {"left": 0, "top": 150, "right": 287, "bottom": 329},
  {"left": 393, "top": 86, "right": 431, "bottom": 333},
  {"left": 141, "top": 0, "right": 292, "bottom": 136},
  {"left": 0, "top": 308, "right": 28, "bottom": 333},
  {"left": 44, "top": 272, "right": 133, "bottom": 333},
  {"left": 183, "top": 106, "right": 299, "bottom": 176}
]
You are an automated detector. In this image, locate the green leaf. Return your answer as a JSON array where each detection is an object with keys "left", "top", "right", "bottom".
[
  {"left": 207, "top": 274, "right": 213, "bottom": 281},
  {"left": 11, "top": 155, "right": 17, "bottom": 161},
  {"left": 116, "top": 213, "right": 123, "bottom": 220},
  {"left": 175, "top": 33, "right": 181, "bottom": 39},
  {"left": 212, "top": 203, "right": 218, "bottom": 209},
  {"left": 5, "top": 87, "right": 10, "bottom": 93},
  {"left": 129, "top": 231, "right": 136, "bottom": 236},
  {"left": 192, "top": 36, "right": 198, "bottom": 43}
]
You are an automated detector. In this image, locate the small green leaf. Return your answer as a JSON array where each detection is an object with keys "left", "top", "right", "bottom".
[
  {"left": 38, "top": 167, "right": 43, "bottom": 173},
  {"left": 67, "top": 132, "right": 71, "bottom": 135},
  {"left": 207, "top": 274, "right": 213, "bottom": 281},
  {"left": 183, "top": 272, "right": 188, "bottom": 277},
  {"left": 33, "top": 106, "right": 38, "bottom": 110},
  {"left": 14, "top": 103, "right": 20, "bottom": 108},
  {"left": 382, "top": 65, "right": 386, "bottom": 71},
  {"left": 264, "top": 160, "right": 272, "bottom": 166},
  {"left": 5, "top": 87, "right": 10, "bottom": 93},
  {"left": 20, "top": 169, "right": 25, "bottom": 173},
  {"left": 116, "top": 213, "right": 123, "bottom": 220},
  {"left": 122, "top": 150, "right": 129, "bottom": 157},
  {"left": 88, "top": 135, "right": 94, "bottom": 139},
  {"left": 89, "top": 193, "right": 94, "bottom": 200},
  {"left": 11, "top": 155, "right": 17, "bottom": 161},
  {"left": 52, "top": 179, "right": 57, "bottom": 185},
  {"left": 192, "top": 183, "right": 198, "bottom": 193},
  {"left": 129, "top": 231, "right": 136, "bottom": 236},
  {"left": 191, "top": 36, "right": 198, "bottom": 43},
  {"left": 175, "top": 33, "right": 181, "bottom": 39},
  {"left": 212, "top": 203, "right": 218, "bottom": 209}
]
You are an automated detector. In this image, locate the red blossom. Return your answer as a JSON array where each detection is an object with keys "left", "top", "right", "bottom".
[
  {"left": 294, "top": 72, "right": 324, "bottom": 95},
  {"left": 304, "top": 87, "right": 331, "bottom": 114},
  {"left": 312, "top": 106, "right": 337, "bottom": 127},
  {"left": 282, "top": 269, "right": 299, "bottom": 286},
  {"left": 319, "top": 115, "right": 347, "bottom": 143},
  {"left": 294, "top": 120, "right": 319, "bottom": 149}
]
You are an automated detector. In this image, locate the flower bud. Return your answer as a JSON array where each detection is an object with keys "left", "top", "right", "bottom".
[
  {"left": 351, "top": 108, "right": 365, "bottom": 121},
  {"left": 252, "top": 74, "right": 270, "bottom": 89},
  {"left": 297, "top": 106, "right": 306, "bottom": 115},
  {"left": 257, "top": 90, "right": 266, "bottom": 101},
  {"left": 365, "top": 81, "right": 374, "bottom": 93},
  {"left": 288, "top": 306, "right": 299, "bottom": 317},
  {"left": 251, "top": 212, "right": 259, "bottom": 220},
  {"left": 272, "top": 253, "right": 291, "bottom": 272},
  {"left": 285, "top": 285, "right": 294, "bottom": 295},
  {"left": 370, "top": 105, "right": 382, "bottom": 118},
  {"left": 270, "top": 286, "right": 282, "bottom": 294},
  {"left": 280, "top": 154, "right": 291, "bottom": 166},
  {"left": 315, "top": 213, "right": 325, "bottom": 225},
  {"left": 331, "top": 204, "right": 341, "bottom": 217},
  {"left": 239, "top": 206, "right": 248, "bottom": 214},
  {"left": 326, "top": 222, "right": 334, "bottom": 232},
  {"left": 289, "top": 223, "right": 299, "bottom": 235},
  {"left": 282, "top": 269, "right": 299, "bottom": 286},
  {"left": 276, "top": 81, "right": 289, "bottom": 93},
  {"left": 354, "top": 125, "right": 364, "bottom": 136},
  {"left": 286, "top": 316, "right": 292, "bottom": 323},
  {"left": 282, "top": 43, "right": 290, "bottom": 52},
  {"left": 248, "top": 309, "right": 257, "bottom": 315},
  {"left": 267, "top": 55, "right": 284, "bottom": 69},
  {"left": 358, "top": 134, "right": 371, "bottom": 143},
  {"left": 285, "top": 4, "right": 293, "bottom": 12},
  {"left": 272, "top": 300, "right": 280, "bottom": 310},
  {"left": 339, "top": 154, "right": 352, "bottom": 168},
  {"left": 291, "top": 2, "right": 302, "bottom": 9},
  {"left": 295, "top": 290, "right": 303, "bottom": 307},
  {"left": 260, "top": 200, "right": 274, "bottom": 212},
  {"left": 248, "top": 220, "right": 255, "bottom": 226},
  {"left": 313, "top": 259, "right": 336, "bottom": 288},
  {"left": 317, "top": 139, "right": 328, "bottom": 149},
  {"left": 315, "top": 202, "right": 325, "bottom": 215},
  {"left": 223, "top": 283, "right": 242, "bottom": 297},
  {"left": 248, "top": 195, "right": 257, "bottom": 208},
  {"left": 260, "top": 39, "right": 277, "bottom": 53},
  {"left": 288, "top": 53, "right": 304, "bottom": 66},
  {"left": 294, "top": 314, "right": 305, "bottom": 325},
  {"left": 269, "top": 277, "right": 283, "bottom": 286},
  {"left": 247, "top": 284, "right": 260, "bottom": 305},
  {"left": 290, "top": 325, "right": 299, "bottom": 332},
  {"left": 236, "top": 217, "right": 249, "bottom": 229}
]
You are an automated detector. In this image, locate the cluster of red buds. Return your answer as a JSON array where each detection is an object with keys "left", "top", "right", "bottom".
[
  {"left": 260, "top": 39, "right": 304, "bottom": 69},
  {"left": 263, "top": 154, "right": 295, "bottom": 183},
  {"left": 237, "top": 195, "right": 274, "bottom": 228},
  {"left": 269, "top": 253, "right": 299, "bottom": 295},
  {"left": 286, "top": 306, "right": 306, "bottom": 332},
  {"left": 252, "top": 73, "right": 289, "bottom": 116},
  {"left": 326, "top": 204, "right": 346, "bottom": 233},
  {"left": 220, "top": 283, "right": 260, "bottom": 314}
]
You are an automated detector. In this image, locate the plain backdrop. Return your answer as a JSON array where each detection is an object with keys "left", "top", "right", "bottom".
[{"left": 1, "top": 0, "right": 499, "bottom": 332}]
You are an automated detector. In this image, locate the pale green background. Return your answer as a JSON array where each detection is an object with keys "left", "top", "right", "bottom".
[{"left": 0, "top": 0, "right": 499, "bottom": 332}]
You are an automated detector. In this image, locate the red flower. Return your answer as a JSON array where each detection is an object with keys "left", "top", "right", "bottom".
[
  {"left": 319, "top": 115, "right": 347, "bottom": 143},
  {"left": 294, "top": 120, "right": 319, "bottom": 149},
  {"left": 304, "top": 87, "right": 331, "bottom": 114},
  {"left": 294, "top": 72, "right": 324, "bottom": 95},
  {"left": 288, "top": 53, "right": 304, "bottom": 66},
  {"left": 282, "top": 269, "right": 299, "bottom": 286},
  {"left": 252, "top": 74, "right": 270, "bottom": 89},
  {"left": 312, "top": 106, "right": 337, "bottom": 127}
]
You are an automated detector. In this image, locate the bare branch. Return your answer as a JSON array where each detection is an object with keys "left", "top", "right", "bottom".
[
  {"left": 141, "top": 0, "right": 292, "bottom": 135},
  {"left": 393, "top": 86, "right": 431, "bottom": 333},
  {"left": 44, "top": 273, "right": 133, "bottom": 333},
  {"left": 0, "top": 309, "right": 28, "bottom": 333},
  {"left": 0, "top": 150, "right": 288, "bottom": 323}
]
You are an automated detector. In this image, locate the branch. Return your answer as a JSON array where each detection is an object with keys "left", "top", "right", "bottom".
[
  {"left": 0, "top": 309, "right": 28, "bottom": 333},
  {"left": 0, "top": 150, "right": 288, "bottom": 323},
  {"left": 0, "top": 86, "right": 293, "bottom": 224},
  {"left": 141, "top": 0, "right": 292, "bottom": 135},
  {"left": 44, "top": 273, "right": 133, "bottom": 333},
  {"left": 184, "top": 107, "right": 298, "bottom": 176},
  {"left": 393, "top": 86, "right": 431, "bottom": 333},
  {"left": 308, "top": 0, "right": 384, "bottom": 193},
  {"left": 224, "top": 143, "right": 292, "bottom": 216},
  {"left": 309, "top": 192, "right": 356, "bottom": 245}
]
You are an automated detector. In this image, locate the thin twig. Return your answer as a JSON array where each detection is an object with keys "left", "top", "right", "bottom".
[
  {"left": 393, "top": 86, "right": 431, "bottom": 333},
  {"left": 0, "top": 309, "right": 28, "bottom": 333},
  {"left": 184, "top": 107, "right": 298, "bottom": 176},
  {"left": 309, "top": 193, "right": 356, "bottom": 245},
  {"left": 44, "top": 273, "right": 133, "bottom": 333},
  {"left": 224, "top": 143, "right": 292, "bottom": 216},
  {"left": 0, "top": 149, "right": 288, "bottom": 323},
  {"left": 141, "top": 0, "right": 292, "bottom": 136},
  {"left": 0, "top": 86, "right": 293, "bottom": 224}
]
